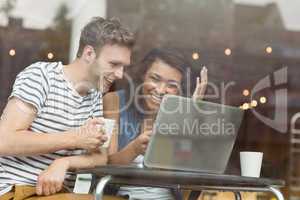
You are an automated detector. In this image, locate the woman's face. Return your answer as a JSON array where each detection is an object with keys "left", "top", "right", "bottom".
[{"left": 141, "top": 59, "right": 183, "bottom": 113}]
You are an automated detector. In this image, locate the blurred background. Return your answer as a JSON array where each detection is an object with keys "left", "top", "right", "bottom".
[{"left": 0, "top": 0, "right": 299, "bottom": 199}]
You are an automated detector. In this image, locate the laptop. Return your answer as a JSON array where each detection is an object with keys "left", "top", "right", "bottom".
[{"left": 144, "top": 95, "right": 244, "bottom": 174}]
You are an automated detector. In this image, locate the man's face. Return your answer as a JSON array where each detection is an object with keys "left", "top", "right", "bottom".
[{"left": 91, "top": 44, "right": 131, "bottom": 93}]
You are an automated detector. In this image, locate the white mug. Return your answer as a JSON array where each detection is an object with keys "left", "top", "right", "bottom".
[
  {"left": 97, "top": 118, "right": 115, "bottom": 148},
  {"left": 240, "top": 151, "right": 263, "bottom": 178}
]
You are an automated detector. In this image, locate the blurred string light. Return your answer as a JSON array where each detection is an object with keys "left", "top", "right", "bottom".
[
  {"left": 251, "top": 100, "right": 258, "bottom": 107},
  {"left": 241, "top": 103, "right": 250, "bottom": 110},
  {"left": 260, "top": 96, "right": 267, "bottom": 104},
  {"left": 266, "top": 46, "right": 272, "bottom": 54},
  {"left": 47, "top": 52, "right": 54, "bottom": 60},
  {"left": 242, "top": 89, "right": 250, "bottom": 97},
  {"left": 9, "top": 49, "right": 16, "bottom": 56},
  {"left": 224, "top": 48, "right": 231, "bottom": 56},
  {"left": 190, "top": 46, "right": 274, "bottom": 59},
  {"left": 192, "top": 52, "right": 199, "bottom": 60},
  {"left": 240, "top": 100, "right": 258, "bottom": 110}
]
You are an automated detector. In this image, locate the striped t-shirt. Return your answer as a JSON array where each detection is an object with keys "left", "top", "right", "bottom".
[{"left": 0, "top": 61, "right": 103, "bottom": 196}]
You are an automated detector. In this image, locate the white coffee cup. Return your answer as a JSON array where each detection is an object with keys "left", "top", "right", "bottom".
[
  {"left": 240, "top": 151, "right": 263, "bottom": 178},
  {"left": 97, "top": 118, "right": 115, "bottom": 148}
]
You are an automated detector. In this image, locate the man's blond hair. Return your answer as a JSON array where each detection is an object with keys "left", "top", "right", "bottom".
[{"left": 76, "top": 17, "right": 135, "bottom": 58}]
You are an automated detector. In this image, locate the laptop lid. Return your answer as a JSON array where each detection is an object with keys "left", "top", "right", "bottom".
[{"left": 144, "top": 95, "right": 244, "bottom": 173}]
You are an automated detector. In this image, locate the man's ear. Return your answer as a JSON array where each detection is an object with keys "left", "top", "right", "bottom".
[{"left": 82, "top": 45, "right": 96, "bottom": 64}]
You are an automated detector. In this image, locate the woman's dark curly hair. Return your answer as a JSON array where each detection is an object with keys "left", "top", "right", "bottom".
[
  {"left": 124, "top": 48, "right": 191, "bottom": 113},
  {"left": 133, "top": 47, "right": 190, "bottom": 93}
]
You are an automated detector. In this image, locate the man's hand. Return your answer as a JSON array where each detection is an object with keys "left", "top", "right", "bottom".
[
  {"left": 192, "top": 66, "right": 208, "bottom": 101},
  {"left": 132, "top": 130, "right": 152, "bottom": 155},
  {"left": 74, "top": 118, "right": 108, "bottom": 151},
  {"left": 36, "top": 159, "right": 69, "bottom": 196}
]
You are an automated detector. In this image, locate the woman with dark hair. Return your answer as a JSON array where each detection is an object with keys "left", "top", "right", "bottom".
[{"left": 104, "top": 48, "right": 207, "bottom": 200}]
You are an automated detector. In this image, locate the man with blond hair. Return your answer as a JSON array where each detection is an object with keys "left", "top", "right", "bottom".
[{"left": 0, "top": 17, "right": 134, "bottom": 200}]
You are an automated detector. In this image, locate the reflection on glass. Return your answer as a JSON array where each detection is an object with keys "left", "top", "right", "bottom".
[
  {"left": 47, "top": 52, "right": 54, "bottom": 60},
  {"left": 265, "top": 46, "right": 272, "bottom": 54},
  {"left": 251, "top": 100, "right": 258, "bottom": 107},
  {"left": 259, "top": 96, "right": 267, "bottom": 104},
  {"left": 224, "top": 48, "right": 231, "bottom": 56},
  {"left": 0, "top": 0, "right": 299, "bottom": 198},
  {"left": 243, "top": 89, "right": 250, "bottom": 97},
  {"left": 9, "top": 49, "right": 16, "bottom": 56},
  {"left": 192, "top": 52, "right": 199, "bottom": 60}
]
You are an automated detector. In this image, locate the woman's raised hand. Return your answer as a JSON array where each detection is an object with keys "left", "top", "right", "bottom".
[{"left": 192, "top": 66, "right": 208, "bottom": 101}]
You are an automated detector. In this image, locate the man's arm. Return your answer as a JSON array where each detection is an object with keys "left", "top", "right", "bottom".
[
  {"left": 0, "top": 98, "right": 104, "bottom": 156},
  {"left": 59, "top": 150, "right": 108, "bottom": 170},
  {"left": 36, "top": 150, "right": 108, "bottom": 196}
]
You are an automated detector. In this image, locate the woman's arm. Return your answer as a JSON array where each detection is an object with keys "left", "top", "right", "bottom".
[
  {"left": 109, "top": 129, "right": 152, "bottom": 165},
  {"left": 103, "top": 92, "right": 120, "bottom": 155},
  {"left": 108, "top": 138, "right": 140, "bottom": 165},
  {"left": 104, "top": 92, "right": 151, "bottom": 165},
  {"left": 103, "top": 92, "right": 134, "bottom": 164}
]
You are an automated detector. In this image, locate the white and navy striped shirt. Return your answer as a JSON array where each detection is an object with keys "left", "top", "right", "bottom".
[{"left": 0, "top": 62, "right": 103, "bottom": 196}]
